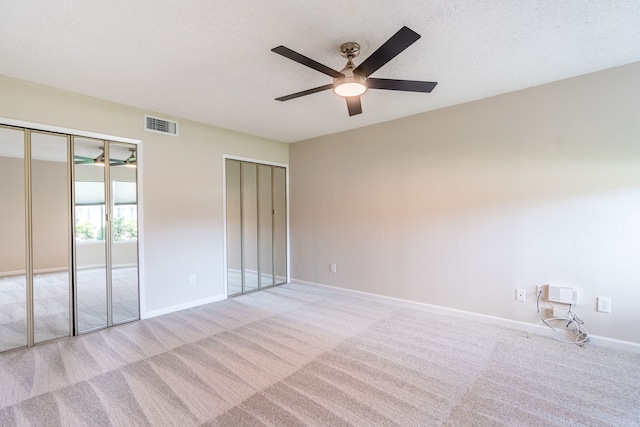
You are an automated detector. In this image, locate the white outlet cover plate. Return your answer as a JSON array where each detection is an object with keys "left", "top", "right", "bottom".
[{"left": 597, "top": 297, "right": 611, "bottom": 313}]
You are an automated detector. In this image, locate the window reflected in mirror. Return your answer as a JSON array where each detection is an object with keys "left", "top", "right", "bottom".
[{"left": 74, "top": 137, "right": 108, "bottom": 332}]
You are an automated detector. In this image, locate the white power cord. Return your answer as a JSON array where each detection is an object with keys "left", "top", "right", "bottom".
[{"left": 526, "top": 290, "right": 590, "bottom": 347}]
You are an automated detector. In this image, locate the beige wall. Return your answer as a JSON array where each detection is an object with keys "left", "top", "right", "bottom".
[
  {"left": 0, "top": 74, "right": 289, "bottom": 314},
  {"left": 0, "top": 157, "right": 26, "bottom": 273},
  {"left": 0, "top": 157, "right": 68, "bottom": 273},
  {"left": 290, "top": 62, "right": 640, "bottom": 344}
]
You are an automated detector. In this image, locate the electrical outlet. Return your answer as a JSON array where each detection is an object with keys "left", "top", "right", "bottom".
[
  {"left": 189, "top": 274, "right": 196, "bottom": 285},
  {"left": 597, "top": 297, "right": 611, "bottom": 313},
  {"left": 516, "top": 289, "right": 526, "bottom": 302},
  {"left": 536, "top": 285, "right": 545, "bottom": 296},
  {"left": 330, "top": 263, "right": 337, "bottom": 273}
]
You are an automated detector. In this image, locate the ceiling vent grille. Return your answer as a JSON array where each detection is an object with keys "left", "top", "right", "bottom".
[{"left": 144, "top": 115, "right": 178, "bottom": 136}]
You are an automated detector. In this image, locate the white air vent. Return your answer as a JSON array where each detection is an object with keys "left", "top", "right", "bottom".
[{"left": 144, "top": 115, "right": 178, "bottom": 136}]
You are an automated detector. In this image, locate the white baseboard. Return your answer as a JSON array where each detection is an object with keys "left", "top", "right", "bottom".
[
  {"left": 0, "top": 270, "right": 25, "bottom": 277},
  {"left": 112, "top": 263, "right": 138, "bottom": 269},
  {"left": 35, "top": 267, "right": 69, "bottom": 274},
  {"left": 141, "top": 294, "right": 227, "bottom": 319},
  {"left": 0, "top": 267, "right": 70, "bottom": 277},
  {"left": 77, "top": 264, "right": 107, "bottom": 270},
  {"left": 292, "top": 279, "right": 640, "bottom": 354}
]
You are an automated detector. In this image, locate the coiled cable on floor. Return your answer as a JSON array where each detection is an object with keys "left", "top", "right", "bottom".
[{"left": 527, "top": 290, "right": 590, "bottom": 347}]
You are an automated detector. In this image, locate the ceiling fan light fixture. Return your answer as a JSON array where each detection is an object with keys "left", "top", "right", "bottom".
[{"left": 333, "top": 77, "right": 367, "bottom": 97}]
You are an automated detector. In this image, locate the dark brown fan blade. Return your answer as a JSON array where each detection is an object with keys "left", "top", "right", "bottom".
[
  {"left": 354, "top": 26, "right": 421, "bottom": 78},
  {"left": 275, "top": 84, "right": 333, "bottom": 101},
  {"left": 346, "top": 96, "right": 362, "bottom": 116},
  {"left": 272, "top": 46, "right": 344, "bottom": 78},
  {"left": 367, "top": 78, "right": 437, "bottom": 93}
]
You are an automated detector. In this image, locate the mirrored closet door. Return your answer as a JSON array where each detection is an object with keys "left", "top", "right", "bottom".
[
  {"left": 73, "top": 137, "right": 139, "bottom": 334},
  {"left": 31, "top": 131, "right": 72, "bottom": 344},
  {"left": 0, "top": 126, "right": 29, "bottom": 352},
  {"left": 109, "top": 142, "right": 139, "bottom": 325},
  {"left": 0, "top": 125, "right": 139, "bottom": 354},
  {"left": 225, "top": 159, "right": 287, "bottom": 296}
]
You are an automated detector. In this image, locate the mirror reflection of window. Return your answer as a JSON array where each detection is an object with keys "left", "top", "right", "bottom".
[
  {"left": 73, "top": 137, "right": 108, "bottom": 332},
  {"left": 112, "top": 182, "right": 138, "bottom": 242},
  {"left": 73, "top": 181, "right": 137, "bottom": 242}
]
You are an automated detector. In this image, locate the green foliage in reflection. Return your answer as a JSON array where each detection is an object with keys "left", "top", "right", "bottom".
[
  {"left": 113, "top": 215, "right": 137, "bottom": 241},
  {"left": 75, "top": 220, "right": 95, "bottom": 241},
  {"left": 75, "top": 218, "right": 136, "bottom": 241}
]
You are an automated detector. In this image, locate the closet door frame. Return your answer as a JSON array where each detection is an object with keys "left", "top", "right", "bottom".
[{"left": 223, "top": 155, "right": 289, "bottom": 296}]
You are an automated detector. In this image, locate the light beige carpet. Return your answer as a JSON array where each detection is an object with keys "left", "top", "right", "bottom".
[{"left": 0, "top": 284, "right": 638, "bottom": 426}]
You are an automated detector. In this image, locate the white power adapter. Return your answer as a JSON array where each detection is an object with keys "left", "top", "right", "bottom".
[{"left": 545, "top": 285, "right": 577, "bottom": 305}]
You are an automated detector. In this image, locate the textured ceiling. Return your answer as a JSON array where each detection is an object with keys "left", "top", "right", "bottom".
[{"left": 1, "top": 1, "right": 639, "bottom": 143}]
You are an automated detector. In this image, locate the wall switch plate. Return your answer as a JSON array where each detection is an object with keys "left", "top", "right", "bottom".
[
  {"left": 330, "top": 263, "right": 337, "bottom": 273},
  {"left": 516, "top": 289, "right": 526, "bottom": 302},
  {"left": 189, "top": 274, "right": 196, "bottom": 285},
  {"left": 597, "top": 297, "right": 611, "bottom": 313}
]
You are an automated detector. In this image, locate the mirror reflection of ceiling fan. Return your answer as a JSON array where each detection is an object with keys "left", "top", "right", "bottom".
[
  {"left": 74, "top": 146, "right": 136, "bottom": 167},
  {"left": 272, "top": 26, "right": 437, "bottom": 116}
]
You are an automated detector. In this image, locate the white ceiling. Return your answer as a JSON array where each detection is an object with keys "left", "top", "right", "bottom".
[{"left": 1, "top": 1, "right": 639, "bottom": 143}]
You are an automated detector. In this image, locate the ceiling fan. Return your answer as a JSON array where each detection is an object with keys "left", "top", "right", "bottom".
[
  {"left": 271, "top": 26, "right": 437, "bottom": 116},
  {"left": 74, "top": 146, "right": 136, "bottom": 167}
]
